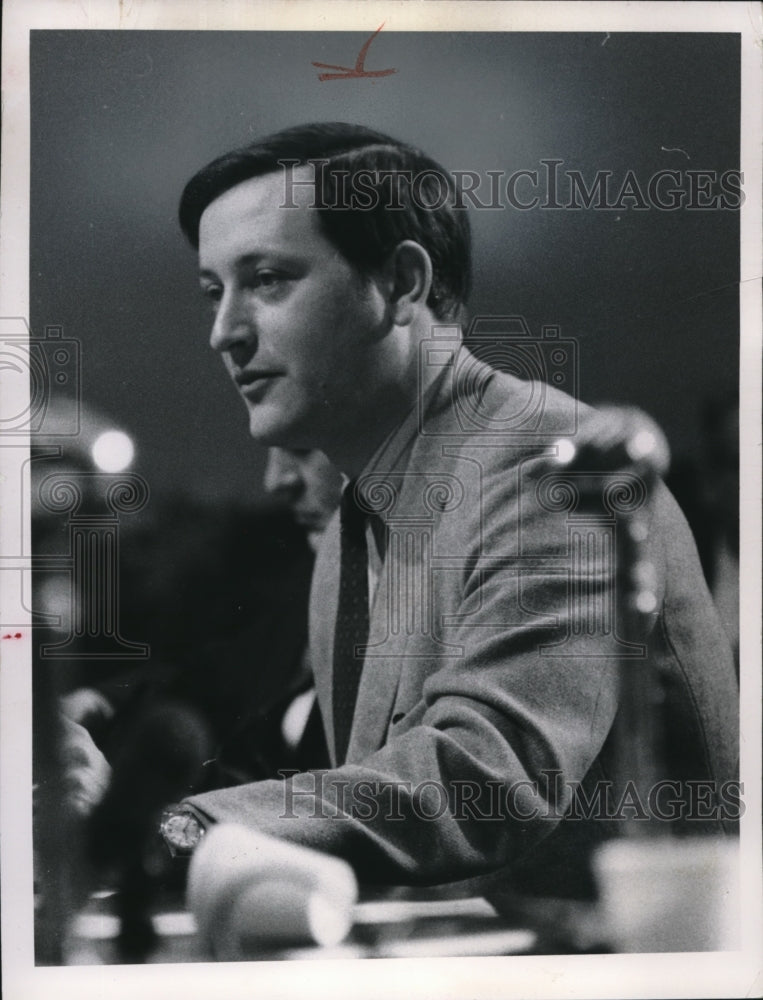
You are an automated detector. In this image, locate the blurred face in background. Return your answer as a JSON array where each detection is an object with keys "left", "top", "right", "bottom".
[{"left": 264, "top": 447, "right": 342, "bottom": 552}]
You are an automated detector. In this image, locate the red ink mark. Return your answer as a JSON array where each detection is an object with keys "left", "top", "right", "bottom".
[
  {"left": 2, "top": 632, "right": 23, "bottom": 639},
  {"left": 312, "top": 24, "right": 396, "bottom": 82}
]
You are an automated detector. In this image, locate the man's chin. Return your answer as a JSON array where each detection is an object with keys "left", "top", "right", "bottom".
[
  {"left": 307, "top": 528, "right": 326, "bottom": 554},
  {"left": 245, "top": 404, "right": 324, "bottom": 455},
  {"left": 245, "top": 408, "right": 299, "bottom": 448}
]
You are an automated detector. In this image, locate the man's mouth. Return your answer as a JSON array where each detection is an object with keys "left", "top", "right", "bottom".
[
  {"left": 294, "top": 509, "right": 324, "bottom": 530},
  {"left": 235, "top": 370, "right": 280, "bottom": 397}
]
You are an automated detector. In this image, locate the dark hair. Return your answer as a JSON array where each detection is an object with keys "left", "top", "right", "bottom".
[{"left": 179, "top": 122, "right": 471, "bottom": 320}]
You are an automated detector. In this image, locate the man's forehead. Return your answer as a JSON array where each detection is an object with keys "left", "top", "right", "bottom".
[{"left": 198, "top": 166, "right": 319, "bottom": 256}]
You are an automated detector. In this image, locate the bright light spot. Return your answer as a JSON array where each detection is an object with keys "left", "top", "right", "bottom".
[
  {"left": 554, "top": 439, "right": 576, "bottom": 465},
  {"left": 635, "top": 591, "right": 657, "bottom": 615},
  {"left": 628, "top": 520, "right": 649, "bottom": 543},
  {"left": 627, "top": 430, "right": 656, "bottom": 461},
  {"left": 91, "top": 431, "right": 134, "bottom": 472}
]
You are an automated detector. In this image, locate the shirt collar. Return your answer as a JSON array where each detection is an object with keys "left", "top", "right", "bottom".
[{"left": 351, "top": 342, "right": 457, "bottom": 492}]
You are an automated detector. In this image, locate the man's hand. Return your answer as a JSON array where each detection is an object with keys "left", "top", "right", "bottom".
[
  {"left": 60, "top": 687, "right": 115, "bottom": 729},
  {"left": 59, "top": 714, "right": 112, "bottom": 817}
]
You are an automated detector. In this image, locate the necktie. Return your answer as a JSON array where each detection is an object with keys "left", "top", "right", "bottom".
[{"left": 332, "top": 480, "right": 370, "bottom": 764}]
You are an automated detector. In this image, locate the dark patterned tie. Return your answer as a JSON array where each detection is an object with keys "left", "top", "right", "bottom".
[{"left": 332, "top": 480, "right": 370, "bottom": 764}]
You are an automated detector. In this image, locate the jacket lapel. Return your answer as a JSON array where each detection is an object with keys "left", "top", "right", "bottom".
[
  {"left": 308, "top": 512, "right": 341, "bottom": 764},
  {"left": 345, "top": 357, "right": 477, "bottom": 762},
  {"left": 312, "top": 351, "right": 509, "bottom": 764}
]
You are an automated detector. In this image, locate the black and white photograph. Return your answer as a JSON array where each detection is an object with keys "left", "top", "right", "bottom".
[{"left": 1, "top": 2, "right": 761, "bottom": 999}]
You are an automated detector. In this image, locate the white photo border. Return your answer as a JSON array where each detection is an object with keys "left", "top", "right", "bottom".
[{"left": 1, "top": 2, "right": 761, "bottom": 999}]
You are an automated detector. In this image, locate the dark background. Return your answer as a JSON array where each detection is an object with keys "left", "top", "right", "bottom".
[{"left": 30, "top": 30, "right": 740, "bottom": 504}]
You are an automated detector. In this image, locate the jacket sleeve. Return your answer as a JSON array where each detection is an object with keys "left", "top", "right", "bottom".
[{"left": 184, "top": 453, "right": 640, "bottom": 886}]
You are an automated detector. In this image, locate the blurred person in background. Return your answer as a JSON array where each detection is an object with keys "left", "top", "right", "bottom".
[
  {"left": 53, "top": 446, "right": 341, "bottom": 813},
  {"left": 261, "top": 447, "right": 343, "bottom": 753}
]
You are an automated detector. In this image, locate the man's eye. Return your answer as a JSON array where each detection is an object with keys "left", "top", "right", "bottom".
[
  {"left": 256, "top": 271, "right": 281, "bottom": 288},
  {"left": 200, "top": 285, "right": 223, "bottom": 309}
]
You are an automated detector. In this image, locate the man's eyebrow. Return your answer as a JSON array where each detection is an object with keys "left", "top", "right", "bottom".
[{"left": 198, "top": 253, "right": 273, "bottom": 280}]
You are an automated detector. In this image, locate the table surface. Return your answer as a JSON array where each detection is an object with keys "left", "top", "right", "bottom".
[{"left": 64, "top": 884, "right": 607, "bottom": 964}]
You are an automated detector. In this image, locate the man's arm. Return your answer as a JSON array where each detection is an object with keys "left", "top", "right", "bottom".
[{"left": 183, "top": 454, "right": 630, "bottom": 885}]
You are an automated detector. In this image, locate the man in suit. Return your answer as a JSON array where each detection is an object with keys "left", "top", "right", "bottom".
[{"left": 165, "top": 123, "right": 739, "bottom": 899}]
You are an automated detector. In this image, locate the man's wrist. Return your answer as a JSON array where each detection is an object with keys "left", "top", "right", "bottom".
[{"left": 159, "top": 804, "right": 208, "bottom": 857}]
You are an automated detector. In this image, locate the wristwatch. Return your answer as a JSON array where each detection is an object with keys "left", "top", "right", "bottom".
[{"left": 159, "top": 804, "right": 207, "bottom": 857}]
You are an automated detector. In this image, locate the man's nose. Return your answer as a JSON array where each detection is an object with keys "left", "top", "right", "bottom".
[
  {"left": 209, "top": 290, "right": 257, "bottom": 355},
  {"left": 264, "top": 449, "right": 303, "bottom": 497}
]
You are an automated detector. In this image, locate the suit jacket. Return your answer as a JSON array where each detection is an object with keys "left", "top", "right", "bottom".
[{"left": 186, "top": 352, "right": 739, "bottom": 899}]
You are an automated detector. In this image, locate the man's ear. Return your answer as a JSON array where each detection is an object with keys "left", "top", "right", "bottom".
[{"left": 385, "top": 240, "right": 433, "bottom": 326}]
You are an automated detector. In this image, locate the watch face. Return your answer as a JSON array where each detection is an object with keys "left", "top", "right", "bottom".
[{"left": 160, "top": 808, "right": 206, "bottom": 856}]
